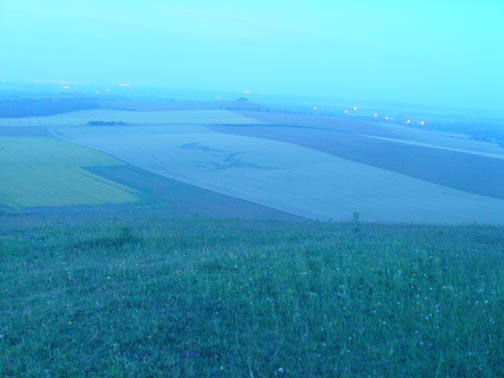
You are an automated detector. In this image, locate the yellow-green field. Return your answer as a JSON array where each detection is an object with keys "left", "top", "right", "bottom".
[{"left": 0, "top": 137, "right": 138, "bottom": 209}]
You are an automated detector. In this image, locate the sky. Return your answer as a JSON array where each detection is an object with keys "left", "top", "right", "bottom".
[{"left": 1, "top": 0, "right": 503, "bottom": 110}]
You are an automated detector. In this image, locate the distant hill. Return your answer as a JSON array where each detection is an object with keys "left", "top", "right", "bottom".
[{"left": 0, "top": 98, "right": 99, "bottom": 118}]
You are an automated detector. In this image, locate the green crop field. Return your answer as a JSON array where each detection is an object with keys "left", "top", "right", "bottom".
[
  {"left": 1, "top": 216, "right": 503, "bottom": 377},
  {"left": 0, "top": 137, "right": 138, "bottom": 210}
]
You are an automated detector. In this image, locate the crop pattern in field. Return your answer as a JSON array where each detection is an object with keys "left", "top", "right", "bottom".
[{"left": 51, "top": 120, "right": 504, "bottom": 224}]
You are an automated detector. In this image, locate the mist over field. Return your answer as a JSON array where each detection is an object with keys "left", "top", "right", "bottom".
[{"left": 1, "top": 1, "right": 504, "bottom": 377}]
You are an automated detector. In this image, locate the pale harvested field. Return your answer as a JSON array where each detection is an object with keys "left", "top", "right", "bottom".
[
  {"left": 356, "top": 134, "right": 504, "bottom": 160},
  {"left": 369, "top": 123, "right": 504, "bottom": 155},
  {"left": 51, "top": 126, "right": 504, "bottom": 224},
  {"left": 0, "top": 109, "right": 263, "bottom": 127},
  {"left": 0, "top": 137, "right": 138, "bottom": 210},
  {"left": 241, "top": 111, "right": 504, "bottom": 155}
]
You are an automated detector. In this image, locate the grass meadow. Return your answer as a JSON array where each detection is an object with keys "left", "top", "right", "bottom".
[{"left": 1, "top": 216, "right": 503, "bottom": 377}]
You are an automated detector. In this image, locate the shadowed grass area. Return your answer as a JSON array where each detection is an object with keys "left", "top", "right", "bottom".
[
  {"left": 1, "top": 217, "right": 503, "bottom": 377},
  {"left": 86, "top": 164, "right": 302, "bottom": 221}
]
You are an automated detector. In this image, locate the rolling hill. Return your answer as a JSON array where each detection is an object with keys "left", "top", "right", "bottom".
[{"left": 1, "top": 106, "right": 503, "bottom": 224}]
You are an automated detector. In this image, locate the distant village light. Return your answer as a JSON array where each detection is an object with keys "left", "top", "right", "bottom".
[
  {"left": 344, "top": 109, "right": 349, "bottom": 114},
  {"left": 420, "top": 121, "right": 425, "bottom": 126},
  {"left": 353, "top": 106, "right": 358, "bottom": 111},
  {"left": 373, "top": 113, "right": 378, "bottom": 117}
]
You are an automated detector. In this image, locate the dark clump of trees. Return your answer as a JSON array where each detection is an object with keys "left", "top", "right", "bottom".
[{"left": 87, "top": 120, "right": 127, "bottom": 126}]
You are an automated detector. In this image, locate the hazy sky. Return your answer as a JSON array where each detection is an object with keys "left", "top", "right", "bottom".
[{"left": 1, "top": 1, "right": 503, "bottom": 109}]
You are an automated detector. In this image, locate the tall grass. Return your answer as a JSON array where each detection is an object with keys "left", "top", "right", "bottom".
[{"left": 1, "top": 217, "right": 503, "bottom": 377}]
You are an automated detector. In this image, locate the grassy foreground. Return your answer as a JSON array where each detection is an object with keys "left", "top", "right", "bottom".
[{"left": 1, "top": 217, "right": 503, "bottom": 377}]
